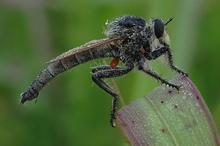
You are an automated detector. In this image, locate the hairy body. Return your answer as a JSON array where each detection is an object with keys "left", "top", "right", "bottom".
[{"left": 21, "top": 15, "right": 187, "bottom": 127}]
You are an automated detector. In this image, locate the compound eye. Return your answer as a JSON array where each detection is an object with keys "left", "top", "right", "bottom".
[{"left": 154, "top": 18, "right": 165, "bottom": 38}]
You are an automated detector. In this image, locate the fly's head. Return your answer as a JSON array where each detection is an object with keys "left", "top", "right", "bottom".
[{"left": 147, "top": 17, "right": 173, "bottom": 51}]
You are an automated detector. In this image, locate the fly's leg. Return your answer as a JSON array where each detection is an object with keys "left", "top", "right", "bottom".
[
  {"left": 142, "top": 45, "right": 188, "bottom": 76},
  {"left": 166, "top": 48, "right": 188, "bottom": 76},
  {"left": 21, "top": 61, "right": 67, "bottom": 103},
  {"left": 142, "top": 46, "right": 168, "bottom": 60},
  {"left": 92, "top": 64, "right": 133, "bottom": 127},
  {"left": 137, "top": 62, "right": 181, "bottom": 90}
]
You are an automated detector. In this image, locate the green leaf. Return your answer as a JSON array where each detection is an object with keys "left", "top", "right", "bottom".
[{"left": 116, "top": 76, "right": 220, "bottom": 146}]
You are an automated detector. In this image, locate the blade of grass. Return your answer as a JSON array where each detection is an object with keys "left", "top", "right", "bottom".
[{"left": 116, "top": 75, "right": 220, "bottom": 146}]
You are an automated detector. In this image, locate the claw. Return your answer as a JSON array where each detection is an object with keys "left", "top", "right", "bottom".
[{"left": 110, "top": 118, "right": 116, "bottom": 128}]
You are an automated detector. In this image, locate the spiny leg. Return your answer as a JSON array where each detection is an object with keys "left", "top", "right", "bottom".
[
  {"left": 154, "top": 42, "right": 188, "bottom": 76},
  {"left": 143, "top": 68, "right": 181, "bottom": 90},
  {"left": 92, "top": 64, "right": 133, "bottom": 127},
  {"left": 140, "top": 47, "right": 182, "bottom": 89},
  {"left": 142, "top": 45, "right": 187, "bottom": 90},
  {"left": 137, "top": 61, "right": 181, "bottom": 90},
  {"left": 166, "top": 47, "right": 188, "bottom": 76},
  {"left": 142, "top": 46, "right": 169, "bottom": 60},
  {"left": 142, "top": 44, "right": 188, "bottom": 77},
  {"left": 92, "top": 66, "right": 123, "bottom": 97}
]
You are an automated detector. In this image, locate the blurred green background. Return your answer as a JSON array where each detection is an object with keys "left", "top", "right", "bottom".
[{"left": 0, "top": 0, "right": 219, "bottom": 145}]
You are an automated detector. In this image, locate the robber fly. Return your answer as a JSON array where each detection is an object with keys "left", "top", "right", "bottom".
[{"left": 20, "top": 15, "right": 188, "bottom": 127}]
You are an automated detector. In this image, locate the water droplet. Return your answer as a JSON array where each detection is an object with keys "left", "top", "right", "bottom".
[
  {"left": 182, "top": 95, "right": 186, "bottom": 99},
  {"left": 105, "top": 20, "right": 109, "bottom": 25}
]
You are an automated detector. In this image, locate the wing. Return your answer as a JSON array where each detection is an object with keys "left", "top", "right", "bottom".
[{"left": 47, "top": 37, "right": 122, "bottom": 64}]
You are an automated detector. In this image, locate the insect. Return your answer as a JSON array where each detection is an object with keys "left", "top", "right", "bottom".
[{"left": 20, "top": 15, "right": 188, "bottom": 127}]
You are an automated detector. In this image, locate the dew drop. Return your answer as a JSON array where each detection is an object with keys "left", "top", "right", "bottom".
[
  {"left": 182, "top": 95, "right": 186, "bottom": 99},
  {"left": 105, "top": 20, "right": 109, "bottom": 25}
]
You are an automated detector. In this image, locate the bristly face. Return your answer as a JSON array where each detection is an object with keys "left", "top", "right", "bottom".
[{"left": 148, "top": 18, "right": 171, "bottom": 51}]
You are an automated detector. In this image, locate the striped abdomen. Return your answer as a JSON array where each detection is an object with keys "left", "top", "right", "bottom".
[{"left": 21, "top": 43, "right": 114, "bottom": 103}]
